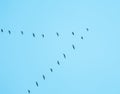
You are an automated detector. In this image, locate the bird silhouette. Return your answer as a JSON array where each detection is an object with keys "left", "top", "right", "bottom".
[
  {"left": 1, "top": 29, "right": 3, "bottom": 32},
  {"left": 28, "top": 89, "right": 30, "bottom": 94},
  {"left": 72, "top": 44, "right": 75, "bottom": 50},
  {"left": 56, "top": 32, "right": 59, "bottom": 37},
  {"left": 42, "top": 75, "right": 45, "bottom": 80},
  {"left": 35, "top": 81, "right": 39, "bottom": 87},
  {"left": 21, "top": 31, "right": 24, "bottom": 35},
  {"left": 81, "top": 36, "right": 83, "bottom": 39},
  {"left": 32, "top": 33, "right": 35, "bottom": 37},
  {"left": 72, "top": 32, "right": 74, "bottom": 35},
  {"left": 50, "top": 68, "right": 53, "bottom": 72},
  {"left": 63, "top": 53, "right": 66, "bottom": 59},
  {"left": 8, "top": 30, "right": 11, "bottom": 34},
  {"left": 42, "top": 34, "right": 44, "bottom": 38},
  {"left": 86, "top": 28, "right": 89, "bottom": 31},
  {"left": 57, "top": 60, "right": 60, "bottom": 65}
]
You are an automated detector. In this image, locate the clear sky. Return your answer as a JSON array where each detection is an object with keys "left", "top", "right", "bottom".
[{"left": 0, "top": 0, "right": 120, "bottom": 94}]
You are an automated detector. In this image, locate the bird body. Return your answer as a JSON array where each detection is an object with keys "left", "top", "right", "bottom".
[
  {"left": 1, "top": 29, "right": 3, "bottom": 32},
  {"left": 72, "top": 44, "right": 75, "bottom": 50},
  {"left": 42, "top": 75, "right": 45, "bottom": 80},
  {"left": 32, "top": 33, "right": 35, "bottom": 37},
  {"left": 72, "top": 32, "right": 74, "bottom": 35},
  {"left": 56, "top": 32, "right": 59, "bottom": 37},
  {"left": 86, "top": 28, "right": 89, "bottom": 31},
  {"left": 35, "top": 81, "right": 39, "bottom": 87},
  {"left": 42, "top": 34, "right": 44, "bottom": 38},
  {"left": 21, "top": 31, "right": 24, "bottom": 35},
  {"left": 8, "top": 30, "right": 11, "bottom": 34},
  {"left": 50, "top": 68, "right": 53, "bottom": 72},
  {"left": 28, "top": 90, "right": 30, "bottom": 94},
  {"left": 57, "top": 60, "right": 60, "bottom": 65},
  {"left": 63, "top": 53, "right": 66, "bottom": 59},
  {"left": 81, "top": 36, "right": 83, "bottom": 39}
]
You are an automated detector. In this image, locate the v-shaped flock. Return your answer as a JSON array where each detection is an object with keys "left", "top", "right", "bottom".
[{"left": 0, "top": 27, "right": 89, "bottom": 93}]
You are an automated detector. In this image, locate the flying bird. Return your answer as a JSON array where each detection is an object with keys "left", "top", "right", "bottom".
[
  {"left": 1, "top": 29, "right": 3, "bottom": 32},
  {"left": 21, "top": 31, "right": 24, "bottom": 35},
  {"left": 32, "top": 33, "right": 35, "bottom": 37},
  {"left": 72, "top": 32, "right": 74, "bottom": 35},
  {"left": 72, "top": 44, "right": 75, "bottom": 50},
  {"left": 57, "top": 60, "right": 60, "bottom": 65},
  {"left": 35, "top": 81, "right": 39, "bottom": 87},
  {"left": 86, "top": 28, "right": 89, "bottom": 31},
  {"left": 41, "top": 34, "right": 44, "bottom": 38},
  {"left": 8, "top": 30, "right": 11, "bottom": 34},
  {"left": 56, "top": 32, "right": 59, "bottom": 37},
  {"left": 50, "top": 68, "right": 53, "bottom": 72},
  {"left": 81, "top": 36, "right": 83, "bottom": 39},
  {"left": 42, "top": 75, "right": 45, "bottom": 80},
  {"left": 63, "top": 53, "right": 66, "bottom": 59},
  {"left": 28, "top": 89, "right": 30, "bottom": 94}
]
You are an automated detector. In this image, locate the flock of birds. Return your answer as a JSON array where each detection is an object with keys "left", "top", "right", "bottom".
[{"left": 0, "top": 28, "right": 89, "bottom": 93}]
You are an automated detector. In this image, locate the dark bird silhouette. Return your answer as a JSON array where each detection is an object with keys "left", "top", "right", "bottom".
[
  {"left": 28, "top": 89, "right": 30, "bottom": 94},
  {"left": 72, "top": 32, "right": 74, "bottom": 35},
  {"left": 21, "top": 31, "right": 24, "bottom": 35},
  {"left": 72, "top": 44, "right": 75, "bottom": 50},
  {"left": 35, "top": 81, "right": 39, "bottom": 87},
  {"left": 8, "top": 30, "right": 11, "bottom": 34},
  {"left": 32, "top": 33, "right": 35, "bottom": 37},
  {"left": 1, "top": 29, "right": 3, "bottom": 32},
  {"left": 42, "top": 75, "right": 45, "bottom": 80},
  {"left": 57, "top": 60, "right": 60, "bottom": 65},
  {"left": 50, "top": 68, "right": 53, "bottom": 72},
  {"left": 41, "top": 34, "right": 44, "bottom": 38},
  {"left": 81, "top": 36, "right": 83, "bottom": 39},
  {"left": 63, "top": 53, "right": 66, "bottom": 59},
  {"left": 56, "top": 32, "right": 59, "bottom": 37},
  {"left": 86, "top": 28, "right": 89, "bottom": 31}
]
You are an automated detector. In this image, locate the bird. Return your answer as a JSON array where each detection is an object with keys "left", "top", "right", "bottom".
[
  {"left": 50, "top": 68, "right": 53, "bottom": 72},
  {"left": 27, "top": 89, "right": 30, "bottom": 94},
  {"left": 86, "top": 28, "right": 89, "bottom": 31},
  {"left": 63, "top": 53, "right": 66, "bottom": 59},
  {"left": 41, "top": 34, "right": 44, "bottom": 38},
  {"left": 1, "top": 29, "right": 3, "bottom": 32},
  {"left": 8, "top": 30, "right": 11, "bottom": 34},
  {"left": 21, "top": 31, "right": 24, "bottom": 35},
  {"left": 42, "top": 75, "right": 45, "bottom": 80},
  {"left": 32, "top": 33, "right": 35, "bottom": 37},
  {"left": 72, "top": 32, "right": 74, "bottom": 35},
  {"left": 56, "top": 32, "right": 59, "bottom": 37},
  {"left": 72, "top": 44, "right": 75, "bottom": 50},
  {"left": 57, "top": 60, "right": 60, "bottom": 65},
  {"left": 81, "top": 36, "right": 83, "bottom": 39},
  {"left": 35, "top": 81, "right": 39, "bottom": 87}
]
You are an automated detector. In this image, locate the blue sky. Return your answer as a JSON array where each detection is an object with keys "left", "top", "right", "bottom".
[{"left": 0, "top": 0, "right": 120, "bottom": 94}]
